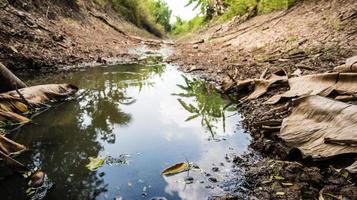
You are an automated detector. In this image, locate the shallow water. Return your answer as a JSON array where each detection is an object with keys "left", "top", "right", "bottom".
[{"left": 1, "top": 63, "right": 251, "bottom": 200}]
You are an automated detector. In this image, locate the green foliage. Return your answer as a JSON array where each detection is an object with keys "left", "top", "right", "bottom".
[
  {"left": 258, "top": 0, "right": 295, "bottom": 14},
  {"left": 173, "top": 75, "right": 234, "bottom": 136},
  {"left": 171, "top": 16, "right": 206, "bottom": 35},
  {"left": 186, "top": 0, "right": 215, "bottom": 19},
  {"left": 150, "top": 0, "right": 172, "bottom": 32},
  {"left": 219, "top": 0, "right": 257, "bottom": 21},
  {"left": 92, "top": 0, "right": 172, "bottom": 37}
]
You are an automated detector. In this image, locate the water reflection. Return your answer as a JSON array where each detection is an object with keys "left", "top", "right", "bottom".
[
  {"left": 173, "top": 75, "right": 236, "bottom": 138},
  {"left": 0, "top": 63, "right": 249, "bottom": 200}
]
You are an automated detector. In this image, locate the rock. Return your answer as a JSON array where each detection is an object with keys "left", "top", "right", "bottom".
[
  {"left": 184, "top": 176, "right": 194, "bottom": 184},
  {"left": 212, "top": 167, "right": 219, "bottom": 172},
  {"left": 208, "top": 177, "right": 218, "bottom": 183},
  {"left": 30, "top": 171, "right": 45, "bottom": 188},
  {"left": 150, "top": 197, "right": 167, "bottom": 200},
  {"left": 233, "top": 155, "right": 244, "bottom": 164},
  {"left": 193, "top": 44, "right": 199, "bottom": 49}
]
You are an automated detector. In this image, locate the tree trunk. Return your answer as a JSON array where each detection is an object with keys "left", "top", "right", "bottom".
[{"left": 0, "top": 63, "right": 27, "bottom": 93}]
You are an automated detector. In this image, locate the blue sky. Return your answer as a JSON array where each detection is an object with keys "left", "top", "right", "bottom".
[{"left": 162, "top": 0, "right": 200, "bottom": 22}]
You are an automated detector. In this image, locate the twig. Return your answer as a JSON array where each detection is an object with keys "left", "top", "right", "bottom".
[{"left": 89, "top": 12, "right": 128, "bottom": 36}]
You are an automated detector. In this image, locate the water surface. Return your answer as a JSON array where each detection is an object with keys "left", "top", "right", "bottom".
[{"left": 1, "top": 63, "right": 250, "bottom": 200}]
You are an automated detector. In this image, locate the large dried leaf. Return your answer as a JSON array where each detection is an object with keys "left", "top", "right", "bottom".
[
  {"left": 279, "top": 95, "right": 357, "bottom": 160},
  {"left": 246, "top": 73, "right": 287, "bottom": 100},
  {"left": 0, "top": 110, "right": 30, "bottom": 125},
  {"left": 224, "top": 70, "right": 287, "bottom": 99},
  {"left": 3, "top": 84, "right": 78, "bottom": 106},
  {"left": 0, "top": 84, "right": 78, "bottom": 126},
  {"left": 334, "top": 55, "right": 357, "bottom": 73},
  {"left": 162, "top": 162, "right": 190, "bottom": 176},
  {"left": 0, "top": 132, "right": 26, "bottom": 170},
  {"left": 345, "top": 160, "right": 357, "bottom": 174},
  {"left": 266, "top": 73, "right": 357, "bottom": 104},
  {"left": 0, "top": 134, "right": 26, "bottom": 155}
]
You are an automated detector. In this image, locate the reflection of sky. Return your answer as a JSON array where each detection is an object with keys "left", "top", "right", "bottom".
[
  {"left": 96, "top": 67, "right": 250, "bottom": 199},
  {"left": 20, "top": 64, "right": 251, "bottom": 200},
  {"left": 162, "top": 0, "right": 201, "bottom": 22}
]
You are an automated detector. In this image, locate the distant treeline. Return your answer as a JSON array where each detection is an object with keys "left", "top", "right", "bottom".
[
  {"left": 172, "top": 0, "right": 296, "bottom": 35},
  {"left": 93, "top": 0, "right": 172, "bottom": 37}
]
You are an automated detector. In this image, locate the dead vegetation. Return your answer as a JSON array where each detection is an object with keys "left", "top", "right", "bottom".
[{"left": 168, "top": 0, "right": 357, "bottom": 199}]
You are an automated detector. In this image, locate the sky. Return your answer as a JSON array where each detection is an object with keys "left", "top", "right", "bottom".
[{"left": 162, "top": 0, "right": 200, "bottom": 22}]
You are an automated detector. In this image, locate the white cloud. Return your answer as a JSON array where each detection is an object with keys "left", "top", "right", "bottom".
[{"left": 163, "top": 0, "right": 201, "bottom": 22}]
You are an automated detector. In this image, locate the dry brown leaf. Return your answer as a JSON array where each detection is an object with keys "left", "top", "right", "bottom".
[
  {"left": 3, "top": 84, "right": 78, "bottom": 106},
  {"left": 0, "top": 84, "right": 78, "bottom": 126},
  {"left": 0, "top": 134, "right": 26, "bottom": 155},
  {"left": 162, "top": 162, "right": 190, "bottom": 176},
  {"left": 266, "top": 73, "right": 357, "bottom": 104},
  {"left": 0, "top": 110, "right": 30, "bottom": 124},
  {"left": 334, "top": 55, "right": 357, "bottom": 73},
  {"left": 279, "top": 95, "right": 357, "bottom": 160}
]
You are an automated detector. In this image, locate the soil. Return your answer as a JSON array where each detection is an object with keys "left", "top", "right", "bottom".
[
  {"left": 0, "top": 0, "right": 357, "bottom": 199},
  {"left": 0, "top": 0, "right": 163, "bottom": 78},
  {"left": 167, "top": 0, "right": 357, "bottom": 199}
]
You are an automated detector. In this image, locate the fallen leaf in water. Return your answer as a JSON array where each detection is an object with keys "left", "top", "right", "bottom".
[
  {"left": 162, "top": 162, "right": 190, "bottom": 176},
  {"left": 86, "top": 156, "right": 108, "bottom": 171}
]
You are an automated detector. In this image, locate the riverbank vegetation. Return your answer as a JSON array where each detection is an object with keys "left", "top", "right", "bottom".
[
  {"left": 93, "top": 0, "right": 172, "bottom": 37},
  {"left": 171, "top": 0, "right": 296, "bottom": 35}
]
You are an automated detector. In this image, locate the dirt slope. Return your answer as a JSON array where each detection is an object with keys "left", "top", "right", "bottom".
[
  {"left": 169, "top": 0, "right": 356, "bottom": 80},
  {"left": 0, "top": 0, "right": 161, "bottom": 76},
  {"left": 169, "top": 0, "right": 357, "bottom": 199}
]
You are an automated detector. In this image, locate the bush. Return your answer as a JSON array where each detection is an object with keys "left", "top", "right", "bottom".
[
  {"left": 93, "top": 0, "right": 172, "bottom": 37},
  {"left": 171, "top": 16, "right": 206, "bottom": 35}
]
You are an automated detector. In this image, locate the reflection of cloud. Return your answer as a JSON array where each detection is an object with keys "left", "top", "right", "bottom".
[
  {"left": 159, "top": 90, "right": 240, "bottom": 139},
  {"left": 163, "top": 142, "right": 242, "bottom": 199}
]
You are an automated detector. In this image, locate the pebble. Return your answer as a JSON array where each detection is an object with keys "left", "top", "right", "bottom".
[
  {"left": 212, "top": 167, "right": 219, "bottom": 172},
  {"left": 184, "top": 176, "right": 194, "bottom": 184},
  {"left": 30, "top": 171, "right": 45, "bottom": 188},
  {"left": 205, "top": 185, "right": 214, "bottom": 189},
  {"left": 150, "top": 197, "right": 167, "bottom": 200},
  {"left": 208, "top": 177, "right": 218, "bottom": 183}
]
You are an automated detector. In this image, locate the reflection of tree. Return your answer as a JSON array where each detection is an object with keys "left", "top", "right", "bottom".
[
  {"left": 173, "top": 75, "right": 235, "bottom": 138},
  {"left": 0, "top": 64, "right": 165, "bottom": 200},
  {"left": 74, "top": 64, "right": 165, "bottom": 143}
]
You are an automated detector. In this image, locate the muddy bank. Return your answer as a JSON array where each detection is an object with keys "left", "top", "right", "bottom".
[
  {"left": 0, "top": 0, "right": 166, "bottom": 77},
  {"left": 168, "top": 0, "right": 357, "bottom": 199}
]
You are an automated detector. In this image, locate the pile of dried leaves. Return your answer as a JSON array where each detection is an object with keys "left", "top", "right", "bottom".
[{"left": 225, "top": 56, "right": 357, "bottom": 173}]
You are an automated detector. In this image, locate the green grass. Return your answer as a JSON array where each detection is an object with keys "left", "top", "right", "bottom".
[{"left": 258, "top": 0, "right": 296, "bottom": 14}]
